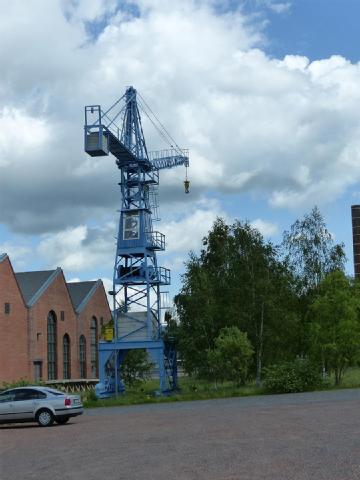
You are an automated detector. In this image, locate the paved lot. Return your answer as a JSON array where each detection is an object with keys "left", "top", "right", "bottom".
[{"left": 1, "top": 388, "right": 360, "bottom": 480}]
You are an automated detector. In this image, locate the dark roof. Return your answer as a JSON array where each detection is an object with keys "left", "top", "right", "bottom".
[
  {"left": 0, "top": 253, "right": 7, "bottom": 262},
  {"left": 15, "top": 270, "right": 58, "bottom": 305},
  {"left": 67, "top": 281, "right": 98, "bottom": 311}
]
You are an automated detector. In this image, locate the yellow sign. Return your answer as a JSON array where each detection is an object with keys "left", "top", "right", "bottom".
[{"left": 104, "top": 327, "right": 114, "bottom": 341}]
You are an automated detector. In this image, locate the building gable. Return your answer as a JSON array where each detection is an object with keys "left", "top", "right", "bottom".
[
  {"left": 15, "top": 269, "right": 61, "bottom": 306},
  {"left": 67, "top": 281, "right": 99, "bottom": 312},
  {"left": 0, "top": 254, "right": 27, "bottom": 308}
]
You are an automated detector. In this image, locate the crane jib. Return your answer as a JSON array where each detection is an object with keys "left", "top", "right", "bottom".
[{"left": 85, "top": 125, "right": 188, "bottom": 171}]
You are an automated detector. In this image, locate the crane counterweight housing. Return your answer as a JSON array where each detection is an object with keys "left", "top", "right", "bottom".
[{"left": 84, "top": 86, "right": 189, "bottom": 398}]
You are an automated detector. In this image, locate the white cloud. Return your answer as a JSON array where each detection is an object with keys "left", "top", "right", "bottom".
[
  {"left": 0, "top": 107, "right": 49, "bottom": 166},
  {"left": 282, "top": 55, "right": 309, "bottom": 71},
  {"left": 267, "top": 2, "right": 291, "bottom": 14},
  {"left": 61, "top": 0, "right": 118, "bottom": 23},
  {"left": 0, "top": 0, "right": 360, "bottom": 281},
  {"left": 36, "top": 196, "right": 223, "bottom": 275},
  {"left": 37, "top": 223, "right": 115, "bottom": 271},
  {"left": 251, "top": 0, "right": 291, "bottom": 15},
  {"left": 2, "top": 1, "right": 360, "bottom": 229},
  {"left": 100, "top": 276, "right": 114, "bottom": 307},
  {"left": 161, "top": 198, "right": 226, "bottom": 255},
  {"left": 250, "top": 218, "right": 279, "bottom": 236},
  {"left": 0, "top": 242, "right": 30, "bottom": 269},
  {"left": 67, "top": 277, "right": 81, "bottom": 283}
]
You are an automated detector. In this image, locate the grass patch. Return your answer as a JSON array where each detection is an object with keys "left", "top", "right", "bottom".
[
  {"left": 3, "top": 367, "right": 360, "bottom": 407},
  {"left": 82, "top": 377, "right": 265, "bottom": 408},
  {"left": 82, "top": 367, "right": 360, "bottom": 408},
  {"left": 330, "top": 367, "right": 360, "bottom": 389}
]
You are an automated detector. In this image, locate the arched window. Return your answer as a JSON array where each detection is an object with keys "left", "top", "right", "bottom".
[
  {"left": 90, "top": 317, "right": 98, "bottom": 377},
  {"left": 63, "top": 334, "right": 71, "bottom": 379},
  {"left": 47, "top": 311, "right": 57, "bottom": 380},
  {"left": 79, "top": 335, "right": 86, "bottom": 378}
]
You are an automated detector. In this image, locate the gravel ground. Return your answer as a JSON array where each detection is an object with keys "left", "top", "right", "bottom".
[{"left": 1, "top": 388, "right": 360, "bottom": 480}]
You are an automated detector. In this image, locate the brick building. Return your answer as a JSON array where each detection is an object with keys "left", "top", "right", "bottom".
[{"left": 0, "top": 253, "right": 111, "bottom": 384}]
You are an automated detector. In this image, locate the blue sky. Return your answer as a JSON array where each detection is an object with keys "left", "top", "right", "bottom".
[
  {"left": 263, "top": 0, "right": 360, "bottom": 62},
  {"left": 1, "top": 0, "right": 360, "bottom": 301}
]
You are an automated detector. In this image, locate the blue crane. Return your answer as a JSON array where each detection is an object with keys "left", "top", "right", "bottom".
[{"left": 84, "top": 86, "right": 189, "bottom": 397}]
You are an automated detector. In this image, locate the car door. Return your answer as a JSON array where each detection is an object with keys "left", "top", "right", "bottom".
[
  {"left": 0, "top": 390, "right": 16, "bottom": 421},
  {"left": 12, "top": 389, "right": 40, "bottom": 420}
]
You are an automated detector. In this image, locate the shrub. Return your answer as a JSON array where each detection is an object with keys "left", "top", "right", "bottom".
[
  {"left": 263, "top": 358, "right": 323, "bottom": 394},
  {"left": 120, "top": 349, "right": 154, "bottom": 387},
  {"left": 0, "top": 378, "right": 34, "bottom": 391},
  {"left": 206, "top": 327, "right": 254, "bottom": 386}
]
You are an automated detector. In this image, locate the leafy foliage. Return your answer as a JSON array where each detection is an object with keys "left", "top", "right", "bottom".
[
  {"left": 281, "top": 206, "right": 347, "bottom": 358},
  {"left": 175, "top": 218, "right": 299, "bottom": 380},
  {"left": 207, "top": 327, "right": 254, "bottom": 385},
  {"left": 0, "top": 378, "right": 34, "bottom": 391},
  {"left": 263, "top": 358, "right": 323, "bottom": 393},
  {"left": 120, "top": 350, "right": 154, "bottom": 387},
  {"left": 309, "top": 271, "right": 360, "bottom": 385},
  {"left": 174, "top": 208, "right": 358, "bottom": 389},
  {"left": 282, "top": 206, "right": 346, "bottom": 293}
]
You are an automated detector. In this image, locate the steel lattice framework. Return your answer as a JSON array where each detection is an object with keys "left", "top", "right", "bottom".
[{"left": 84, "top": 86, "right": 189, "bottom": 397}]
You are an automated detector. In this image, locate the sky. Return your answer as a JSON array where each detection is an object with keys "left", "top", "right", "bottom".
[{"left": 1, "top": 0, "right": 360, "bottom": 304}]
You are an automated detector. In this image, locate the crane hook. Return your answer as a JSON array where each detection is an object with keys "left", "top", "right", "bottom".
[{"left": 184, "top": 166, "right": 190, "bottom": 194}]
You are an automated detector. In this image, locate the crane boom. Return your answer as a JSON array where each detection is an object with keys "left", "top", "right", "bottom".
[
  {"left": 84, "top": 108, "right": 189, "bottom": 172},
  {"left": 149, "top": 149, "right": 189, "bottom": 171}
]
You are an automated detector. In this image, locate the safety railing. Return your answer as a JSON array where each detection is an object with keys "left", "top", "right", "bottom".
[{"left": 146, "top": 231, "right": 165, "bottom": 250}]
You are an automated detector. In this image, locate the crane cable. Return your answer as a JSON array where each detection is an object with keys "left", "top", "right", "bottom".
[
  {"left": 138, "top": 93, "right": 183, "bottom": 156},
  {"left": 138, "top": 101, "right": 174, "bottom": 151}
]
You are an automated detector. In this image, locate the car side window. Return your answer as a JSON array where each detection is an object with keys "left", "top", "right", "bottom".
[
  {"left": 14, "top": 389, "right": 47, "bottom": 401},
  {"left": 0, "top": 391, "right": 15, "bottom": 402},
  {"left": 32, "top": 390, "right": 47, "bottom": 399}
]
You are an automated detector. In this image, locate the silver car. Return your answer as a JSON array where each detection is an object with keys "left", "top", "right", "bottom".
[{"left": 0, "top": 386, "right": 83, "bottom": 427}]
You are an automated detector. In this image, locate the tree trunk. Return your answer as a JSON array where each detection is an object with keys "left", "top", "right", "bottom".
[
  {"left": 321, "top": 352, "right": 327, "bottom": 380},
  {"left": 334, "top": 369, "right": 340, "bottom": 386},
  {"left": 256, "top": 302, "right": 264, "bottom": 387}
]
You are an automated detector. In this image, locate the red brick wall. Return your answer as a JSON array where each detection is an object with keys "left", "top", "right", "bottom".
[
  {"left": 0, "top": 256, "right": 111, "bottom": 383},
  {"left": 77, "top": 282, "right": 111, "bottom": 379},
  {"left": 28, "top": 271, "right": 78, "bottom": 381},
  {"left": 0, "top": 256, "right": 29, "bottom": 383}
]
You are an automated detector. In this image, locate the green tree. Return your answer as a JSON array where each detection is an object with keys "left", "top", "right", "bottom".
[
  {"left": 282, "top": 206, "right": 345, "bottom": 293},
  {"left": 120, "top": 349, "right": 154, "bottom": 387},
  {"left": 175, "top": 218, "right": 299, "bottom": 380},
  {"left": 207, "top": 327, "right": 254, "bottom": 386},
  {"left": 282, "top": 206, "right": 346, "bottom": 356},
  {"left": 309, "top": 271, "right": 360, "bottom": 385},
  {"left": 175, "top": 254, "right": 217, "bottom": 377}
]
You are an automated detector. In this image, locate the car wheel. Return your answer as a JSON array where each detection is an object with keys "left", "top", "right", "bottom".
[
  {"left": 55, "top": 416, "right": 70, "bottom": 425},
  {"left": 36, "top": 409, "right": 54, "bottom": 427}
]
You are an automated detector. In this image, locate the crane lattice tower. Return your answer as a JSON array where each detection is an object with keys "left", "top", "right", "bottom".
[{"left": 84, "top": 86, "right": 189, "bottom": 397}]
